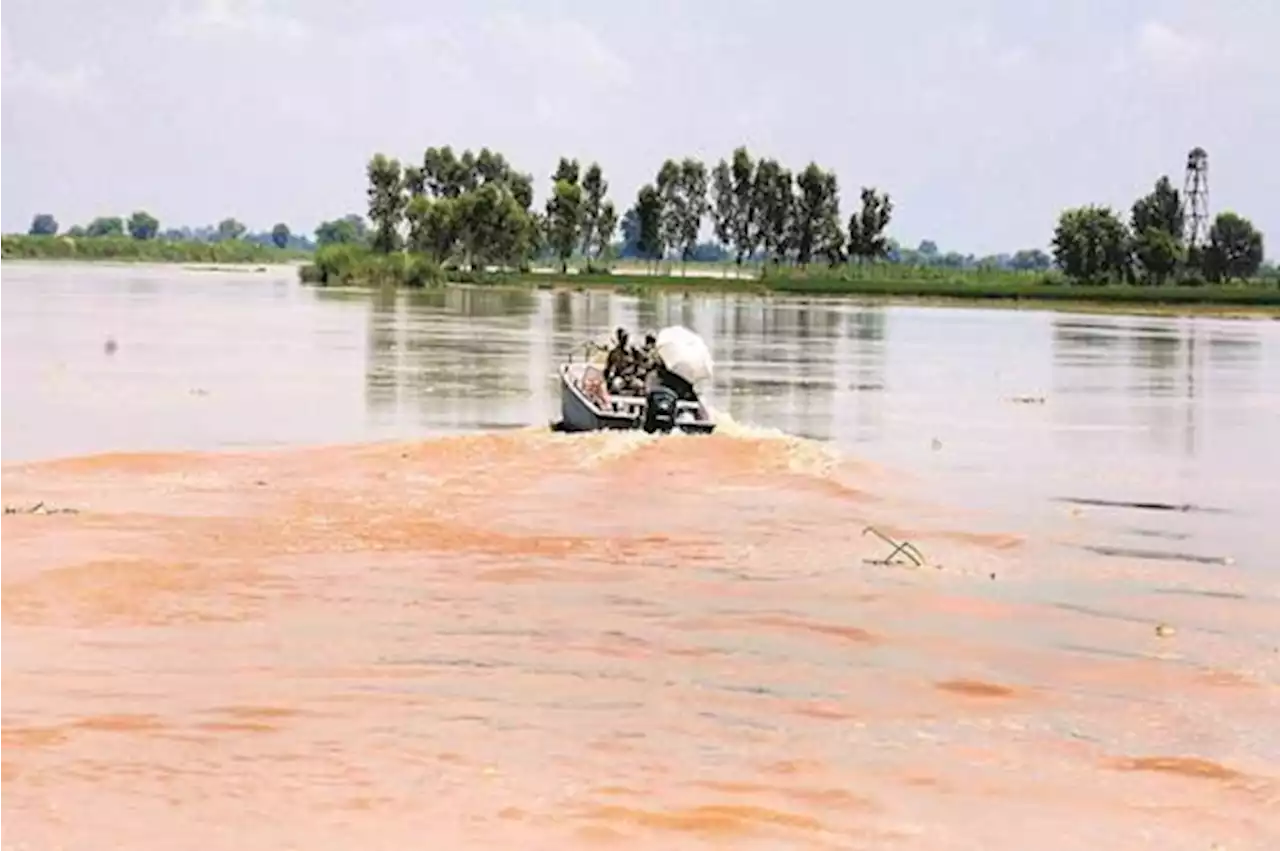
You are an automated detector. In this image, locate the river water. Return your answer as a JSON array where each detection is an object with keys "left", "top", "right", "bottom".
[{"left": 3, "top": 262, "right": 1279, "bottom": 850}]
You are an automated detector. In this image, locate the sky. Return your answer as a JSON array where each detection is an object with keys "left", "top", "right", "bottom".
[{"left": 2, "top": 0, "right": 1277, "bottom": 255}]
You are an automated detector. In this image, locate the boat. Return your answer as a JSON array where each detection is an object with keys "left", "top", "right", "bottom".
[{"left": 554, "top": 326, "right": 717, "bottom": 435}]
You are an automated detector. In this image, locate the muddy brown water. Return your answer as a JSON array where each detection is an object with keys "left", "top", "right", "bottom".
[{"left": 3, "top": 262, "right": 1279, "bottom": 850}]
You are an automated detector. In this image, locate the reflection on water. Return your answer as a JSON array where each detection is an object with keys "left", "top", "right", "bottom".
[{"left": 3, "top": 262, "right": 1279, "bottom": 573}]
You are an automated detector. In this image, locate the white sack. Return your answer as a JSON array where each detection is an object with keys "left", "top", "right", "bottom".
[{"left": 655, "top": 326, "right": 714, "bottom": 385}]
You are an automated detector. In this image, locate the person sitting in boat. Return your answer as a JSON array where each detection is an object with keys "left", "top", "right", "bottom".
[
  {"left": 638, "top": 332, "right": 658, "bottom": 371},
  {"left": 604, "top": 327, "right": 640, "bottom": 394}
]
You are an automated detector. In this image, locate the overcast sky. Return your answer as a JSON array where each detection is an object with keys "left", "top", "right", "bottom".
[{"left": 2, "top": 0, "right": 1276, "bottom": 255}]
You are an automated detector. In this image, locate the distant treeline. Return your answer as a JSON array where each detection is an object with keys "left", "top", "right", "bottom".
[
  {"left": 1052, "top": 149, "right": 1266, "bottom": 286},
  {"left": 299, "top": 142, "right": 1270, "bottom": 288},
  {"left": 2, "top": 233, "right": 303, "bottom": 263},
  {"left": 323, "top": 144, "right": 899, "bottom": 280},
  {"left": 22, "top": 212, "right": 314, "bottom": 252}
]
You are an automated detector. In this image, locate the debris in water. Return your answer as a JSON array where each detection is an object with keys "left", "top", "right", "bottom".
[
  {"left": 4, "top": 501, "right": 79, "bottom": 516},
  {"left": 1081, "top": 543, "right": 1233, "bottom": 567},
  {"left": 1155, "top": 624, "right": 1176, "bottom": 638},
  {"left": 862, "top": 526, "right": 926, "bottom": 568},
  {"left": 104, "top": 337, "right": 118, "bottom": 355},
  {"left": 1056, "top": 496, "right": 1229, "bottom": 515},
  {"left": 930, "top": 438, "right": 942, "bottom": 451}
]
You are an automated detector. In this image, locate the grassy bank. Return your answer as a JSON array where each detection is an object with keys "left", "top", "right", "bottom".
[
  {"left": 2, "top": 234, "right": 309, "bottom": 264},
  {"left": 299, "top": 248, "right": 1280, "bottom": 310},
  {"left": 521, "top": 268, "right": 1280, "bottom": 309}
]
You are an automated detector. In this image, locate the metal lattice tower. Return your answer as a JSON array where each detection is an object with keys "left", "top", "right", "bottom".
[{"left": 1183, "top": 147, "right": 1209, "bottom": 250}]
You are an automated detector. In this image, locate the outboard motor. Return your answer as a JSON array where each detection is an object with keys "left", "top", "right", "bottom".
[{"left": 642, "top": 385, "right": 680, "bottom": 433}]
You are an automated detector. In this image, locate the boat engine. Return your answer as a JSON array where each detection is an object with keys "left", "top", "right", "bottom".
[{"left": 642, "top": 385, "right": 680, "bottom": 433}]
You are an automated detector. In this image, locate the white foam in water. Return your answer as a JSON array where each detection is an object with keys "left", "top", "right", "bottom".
[{"left": 705, "top": 405, "right": 844, "bottom": 477}]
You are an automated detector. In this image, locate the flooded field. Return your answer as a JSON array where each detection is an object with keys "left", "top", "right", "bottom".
[{"left": 3, "top": 262, "right": 1279, "bottom": 850}]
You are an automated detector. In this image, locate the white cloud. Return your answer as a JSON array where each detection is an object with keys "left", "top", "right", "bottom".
[
  {"left": 1, "top": 30, "right": 104, "bottom": 104},
  {"left": 485, "top": 12, "right": 632, "bottom": 89},
  {"left": 1136, "top": 20, "right": 1211, "bottom": 69},
  {"left": 160, "top": 0, "right": 311, "bottom": 44}
]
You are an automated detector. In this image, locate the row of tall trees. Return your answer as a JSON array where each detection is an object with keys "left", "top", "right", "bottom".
[
  {"left": 28, "top": 212, "right": 300, "bottom": 249},
  {"left": 621, "top": 148, "right": 893, "bottom": 271},
  {"left": 363, "top": 146, "right": 543, "bottom": 269},
  {"left": 1052, "top": 174, "right": 1265, "bottom": 285},
  {"left": 614, "top": 147, "right": 896, "bottom": 272},
  {"left": 359, "top": 144, "right": 896, "bottom": 272}
]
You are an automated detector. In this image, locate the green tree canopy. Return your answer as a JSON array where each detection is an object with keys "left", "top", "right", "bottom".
[
  {"left": 580, "top": 163, "right": 608, "bottom": 257},
  {"left": 544, "top": 179, "right": 583, "bottom": 272},
  {"left": 635, "top": 184, "right": 664, "bottom": 265},
  {"left": 29, "top": 213, "right": 58, "bottom": 236},
  {"left": 1130, "top": 176, "right": 1185, "bottom": 284},
  {"left": 1201, "top": 212, "right": 1264, "bottom": 282},
  {"left": 316, "top": 215, "right": 368, "bottom": 247},
  {"left": 848, "top": 188, "right": 893, "bottom": 263},
  {"left": 128, "top": 211, "right": 160, "bottom": 241},
  {"left": 86, "top": 216, "right": 125, "bottom": 237},
  {"left": 366, "top": 154, "right": 406, "bottom": 253},
  {"left": 271, "top": 223, "right": 291, "bottom": 249},
  {"left": 753, "top": 160, "right": 792, "bottom": 263},
  {"left": 216, "top": 218, "right": 247, "bottom": 241},
  {"left": 1051, "top": 206, "right": 1130, "bottom": 284}
]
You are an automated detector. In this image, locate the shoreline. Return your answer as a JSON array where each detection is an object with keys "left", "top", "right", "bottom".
[
  {"left": 505, "top": 273, "right": 1280, "bottom": 318},
  {"left": 5, "top": 254, "right": 1277, "bottom": 318}
]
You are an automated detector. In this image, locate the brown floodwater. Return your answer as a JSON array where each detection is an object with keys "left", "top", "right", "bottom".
[{"left": 3, "top": 262, "right": 1279, "bottom": 850}]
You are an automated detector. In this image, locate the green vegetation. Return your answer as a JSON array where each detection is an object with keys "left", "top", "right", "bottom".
[
  {"left": 7, "top": 209, "right": 316, "bottom": 260},
  {"left": 2, "top": 234, "right": 306, "bottom": 263},
  {"left": 1052, "top": 155, "right": 1266, "bottom": 287},
  {"left": 299, "top": 142, "right": 1272, "bottom": 308},
  {"left": 520, "top": 267, "right": 1280, "bottom": 308}
]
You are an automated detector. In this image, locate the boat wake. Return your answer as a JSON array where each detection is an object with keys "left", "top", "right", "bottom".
[{"left": 7, "top": 417, "right": 1268, "bottom": 851}]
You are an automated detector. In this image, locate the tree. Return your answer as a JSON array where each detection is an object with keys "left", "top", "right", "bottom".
[
  {"left": 1201, "top": 212, "right": 1264, "bottom": 282},
  {"left": 422, "top": 146, "right": 462, "bottom": 198},
  {"left": 1132, "top": 228, "right": 1181, "bottom": 285},
  {"left": 552, "top": 157, "right": 581, "bottom": 186},
  {"left": 367, "top": 153, "right": 406, "bottom": 253},
  {"left": 753, "top": 160, "right": 792, "bottom": 264},
  {"left": 635, "top": 184, "right": 664, "bottom": 269},
  {"left": 28, "top": 213, "right": 58, "bottom": 236},
  {"left": 1131, "top": 176, "right": 1184, "bottom": 238},
  {"left": 406, "top": 195, "right": 462, "bottom": 263},
  {"left": 619, "top": 206, "right": 641, "bottom": 257},
  {"left": 1130, "top": 176, "right": 1185, "bottom": 284},
  {"left": 475, "top": 147, "right": 511, "bottom": 185},
  {"left": 315, "top": 215, "right": 367, "bottom": 247},
  {"left": 509, "top": 173, "right": 534, "bottom": 213},
  {"left": 458, "top": 183, "right": 530, "bottom": 269},
  {"left": 655, "top": 159, "right": 681, "bottom": 266},
  {"left": 730, "top": 147, "right": 760, "bottom": 265},
  {"left": 545, "top": 180, "right": 583, "bottom": 272},
  {"left": 594, "top": 201, "right": 618, "bottom": 261},
  {"left": 216, "top": 218, "right": 247, "bottom": 241},
  {"left": 1051, "top": 206, "right": 1130, "bottom": 284},
  {"left": 579, "top": 163, "right": 608, "bottom": 256},
  {"left": 127, "top": 211, "right": 160, "bottom": 241},
  {"left": 847, "top": 188, "right": 893, "bottom": 263},
  {"left": 1009, "top": 248, "right": 1051, "bottom": 271},
  {"left": 792, "top": 163, "right": 841, "bottom": 266},
  {"left": 710, "top": 159, "right": 735, "bottom": 252},
  {"left": 674, "top": 158, "right": 709, "bottom": 266},
  {"left": 86, "top": 216, "right": 125, "bottom": 238},
  {"left": 271, "top": 223, "right": 291, "bottom": 249}
]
